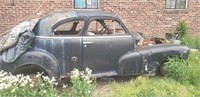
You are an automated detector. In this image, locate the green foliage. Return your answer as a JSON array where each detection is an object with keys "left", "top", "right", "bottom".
[
  {"left": 110, "top": 76, "right": 197, "bottom": 97},
  {"left": 174, "top": 21, "right": 200, "bottom": 49},
  {"left": 164, "top": 52, "right": 200, "bottom": 87},
  {"left": 70, "top": 68, "right": 96, "bottom": 97},
  {"left": 164, "top": 57, "right": 190, "bottom": 84},
  {"left": 0, "top": 68, "right": 96, "bottom": 97},
  {"left": 188, "top": 52, "right": 200, "bottom": 87},
  {"left": 0, "top": 72, "right": 60, "bottom": 97},
  {"left": 176, "top": 21, "right": 189, "bottom": 38},
  {"left": 110, "top": 51, "right": 200, "bottom": 97},
  {"left": 181, "top": 35, "right": 200, "bottom": 49}
]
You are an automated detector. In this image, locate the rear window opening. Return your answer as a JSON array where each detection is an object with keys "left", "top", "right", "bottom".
[{"left": 53, "top": 20, "right": 84, "bottom": 35}]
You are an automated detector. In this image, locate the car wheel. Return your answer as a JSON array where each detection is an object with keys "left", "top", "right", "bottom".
[{"left": 159, "top": 62, "right": 168, "bottom": 76}]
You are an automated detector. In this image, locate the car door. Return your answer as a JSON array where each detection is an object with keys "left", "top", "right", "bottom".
[
  {"left": 50, "top": 19, "right": 84, "bottom": 74},
  {"left": 82, "top": 19, "right": 111, "bottom": 74},
  {"left": 83, "top": 18, "right": 135, "bottom": 75}
]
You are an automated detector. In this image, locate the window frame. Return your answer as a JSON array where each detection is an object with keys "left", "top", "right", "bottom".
[
  {"left": 73, "top": 0, "right": 99, "bottom": 9},
  {"left": 51, "top": 18, "right": 86, "bottom": 36},
  {"left": 86, "top": 18, "right": 128, "bottom": 36},
  {"left": 165, "top": 0, "right": 188, "bottom": 9}
]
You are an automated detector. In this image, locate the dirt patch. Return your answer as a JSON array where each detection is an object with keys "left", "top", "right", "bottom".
[
  {"left": 59, "top": 76, "right": 136, "bottom": 97},
  {"left": 93, "top": 76, "right": 136, "bottom": 97}
]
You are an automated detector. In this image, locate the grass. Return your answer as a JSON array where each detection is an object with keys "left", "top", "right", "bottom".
[
  {"left": 110, "top": 77, "right": 198, "bottom": 97},
  {"left": 165, "top": 51, "right": 200, "bottom": 87},
  {"left": 181, "top": 35, "right": 200, "bottom": 49},
  {"left": 109, "top": 51, "right": 200, "bottom": 97}
]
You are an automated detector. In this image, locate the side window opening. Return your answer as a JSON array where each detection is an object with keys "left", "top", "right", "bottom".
[
  {"left": 87, "top": 19, "right": 125, "bottom": 36},
  {"left": 104, "top": 20, "right": 125, "bottom": 35},
  {"left": 53, "top": 20, "right": 84, "bottom": 35}
]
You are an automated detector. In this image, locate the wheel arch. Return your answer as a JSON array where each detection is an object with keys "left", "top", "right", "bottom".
[
  {"left": 156, "top": 55, "right": 183, "bottom": 76},
  {"left": 13, "top": 64, "right": 49, "bottom": 76},
  {"left": 12, "top": 50, "right": 60, "bottom": 81}
]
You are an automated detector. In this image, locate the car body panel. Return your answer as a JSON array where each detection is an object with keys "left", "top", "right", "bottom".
[{"left": 0, "top": 10, "right": 190, "bottom": 81}]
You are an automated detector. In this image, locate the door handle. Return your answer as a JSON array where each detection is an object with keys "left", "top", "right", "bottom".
[{"left": 83, "top": 41, "right": 93, "bottom": 45}]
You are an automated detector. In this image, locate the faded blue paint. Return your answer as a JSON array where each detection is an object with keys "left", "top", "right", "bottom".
[{"left": 75, "top": 0, "right": 86, "bottom": 8}]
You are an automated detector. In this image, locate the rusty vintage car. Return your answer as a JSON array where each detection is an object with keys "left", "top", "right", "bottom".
[{"left": 0, "top": 10, "right": 189, "bottom": 81}]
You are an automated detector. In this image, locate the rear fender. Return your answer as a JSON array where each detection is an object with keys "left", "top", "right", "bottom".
[{"left": 1, "top": 50, "right": 60, "bottom": 81}]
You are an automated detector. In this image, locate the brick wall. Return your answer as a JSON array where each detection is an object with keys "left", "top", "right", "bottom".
[{"left": 0, "top": 0, "right": 200, "bottom": 37}]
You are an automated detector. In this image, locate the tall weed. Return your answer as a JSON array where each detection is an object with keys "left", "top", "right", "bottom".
[
  {"left": 164, "top": 57, "right": 190, "bottom": 84},
  {"left": 164, "top": 51, "right": 200, "bottom": 87},
  {"left": 110, "top": 76, "right": 195, "bottom": 97},
  {"left": 70, "top": 68, "right": 96, "bottom": 97},
  {"left": 181, "top": 35, "right": 200, "bottom": 49}
]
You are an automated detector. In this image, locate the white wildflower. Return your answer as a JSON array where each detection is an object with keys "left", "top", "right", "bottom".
[
  {"left": 20, "top": 83, "right": 26, "bottom": 87},
  {"left": 71, "top": 69, "right": 80, "bottom": 78},
  {"left": 54, "top": 82, "right": 58, "bottom": 86},
  {"left": 23, "top": 79, "right": 28, "bottom": 85},
  {"left": 51, "top": 77, "right": 56, "bottom": 82},
  {"left": 86, "top": 68, "right": 92, "bottom": 74},
  {"left": 42, "top": 76, "right": 50, "bottom": 81},
  {"left": 80, "top": 71, "right": 84, "bottom": 76},
  {"left": 62, "top": 84, "right": 67, "bottom": 88},
  {"left": 0, "top": 86, "right": 3, "bottom": 90},
  {"left": 11, "top": 88, "right": 16, "bottom": 93},
  {"left": 25, "top": 75, "right": 32, "bottom": 82},
  {"left": 87, "top": 80, "right": 92, "bottom": 84},
  {"left": 43, "top": 90, "right": 47, "bottom": 93},
  {"left": 30, "top": 83, "right": 34, "bottom": 87},
  {"left": 41, "top": 84, "right": 45, "bottom": 86},
  {"left": 36, "top": 73, "right": 41, "bottom": 78}
]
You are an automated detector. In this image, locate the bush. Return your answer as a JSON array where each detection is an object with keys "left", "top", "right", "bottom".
[
  {"left": 0, "top": 68, "right": 96, "bottom": 97},
  {"left": 70, "top": 68, "right": 96, "bottom": 97},
  {"left": 164, "top": 57, "right": 190, "bottom": 84},
  {"left": 181, "top": 35, "right": 200, "bottom": 49},
  {"left": 164, "top": 51, "right": 200, "bottom": 87},
  {"left": 0, "top": 71, "right": 59, "bottom": 97},
  {"left": 174, "top": 21, "right": 200, "bottom": 49},
  {"left": 176, "top": 21, "right": 189, "bottom": 39}
]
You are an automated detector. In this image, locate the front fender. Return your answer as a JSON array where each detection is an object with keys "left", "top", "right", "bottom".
[
  {"left": 117, "top": 44, "right": 189, "bottom": 75},
  {"left": 117, "top": 51, "right": 143, "bottom": 75},
  {"left": 147, "top": 44, "right": 189, "bottom": 64},
  {"left": 138, "top": 44, "right": 189, "bottom": 74}
]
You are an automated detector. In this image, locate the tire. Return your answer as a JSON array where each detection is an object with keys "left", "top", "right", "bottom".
[{"left": 159, "top": 63, "right": 168, "bottom": 76}]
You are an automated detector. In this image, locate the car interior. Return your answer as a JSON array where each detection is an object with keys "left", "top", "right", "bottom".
[{"left": 53, "top": 19, "right": 125, "bottom": 36}]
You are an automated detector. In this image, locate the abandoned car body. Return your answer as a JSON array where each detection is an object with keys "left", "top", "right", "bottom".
[{"left": 0, "top": 10, "right": 189, "bottom": 81}]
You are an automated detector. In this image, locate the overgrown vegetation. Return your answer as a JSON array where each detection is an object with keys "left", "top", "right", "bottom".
[
  {"left": 0, "top": 68, "right": 96, "bottom": 97},
  {"left": 70, "top": 68, "right": 96, "bottom": 97},
  {"left": 166, "top": 21, "right": 200, "bottom": 49},
  {"left": 176, "top": 21, "right": 189, "bottom": 40},
  {"left": 181, "top": 35, "right": 200, "bottom": 49},
  {"left": 177, "top": 21, "right": 200, "bottom": 49},
  {"left": 110, "top": 77, "right": 197, "bottom": 97},
  {"left": 165, "top": 52, "right": 200, "bottom": 87},
  {"left": 110, "top": 51, "right": 200, "bottom": 97},
  {"left": 0, "top": 72, "right": 60, "bottom": 97}
]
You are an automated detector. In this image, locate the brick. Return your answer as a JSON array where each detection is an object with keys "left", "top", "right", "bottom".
[{"left": 0, "top": 0, "right": 200, "bottom": 37}]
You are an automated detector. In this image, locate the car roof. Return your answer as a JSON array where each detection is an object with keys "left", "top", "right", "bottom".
[
  {"left": 36, "top": 10, "right": 117, "bottom": 36},
  {"left": 43, "top": 10, "right": 116, "bottom": 19}
]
